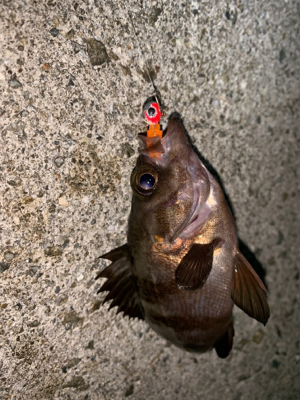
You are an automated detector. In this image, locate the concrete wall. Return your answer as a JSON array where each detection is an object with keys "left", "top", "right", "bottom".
[{"left": 0, "top": 0, "right": 299, "bottom": 399}]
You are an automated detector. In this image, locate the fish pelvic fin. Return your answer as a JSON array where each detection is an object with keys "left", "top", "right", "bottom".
[
  {"left": 214, "top": 322, "right": 235, "bottom": 358},
  {"left": 96, "top": 244, "right": 144, "bottom": 321},
  {"left": 231, "top": 251, "right": 270, "bottom": 325},
  {"left": 175, "top": 239, "right": 221, "bottom": 291}
]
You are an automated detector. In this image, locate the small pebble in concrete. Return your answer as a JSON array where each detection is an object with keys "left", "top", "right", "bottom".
[
  {"left": 65, "top": 29, "right": 75, "bottom": 39},
  {"left": 82, "top": 196, "right": 89, "bottom": 204},
  {"left": 54, "top": 156, "right": 64, "bottom": 167},
  {"left": 272, "top": 359, "right": 280, "bottom": 368},
  {"left": 87, "top": 340, "right": 94, "bottom": 349},
  {"left": 59, "top": 197, "right": 68, "bottom": 206},
  {"left": 9, "top": 74, "right": 22, "bottom": 88},
  {"left": 4, "top": 251, "right": 15, "bottom": 262},
  {"left": 125, "top": 384, "right": 134, "bottom": 397},
  {"left": 44, "top": 246, "right": 63, "bottom": 257},
  {"left": 49, "top": 28, "right": 59, "bottom": 37},
  {"left": 252, "top": 329, "right": 265, "bottom": 344},
  {"left": 27, "top": 320, "right": 40, "bottom": 328},
  {"left": 62, "top": 376, "right": 89, "bottom": 390},
  {"left": 0, "top": 262, "right": 10, "bottom": 273},
  {"left": 86, "top": 38, "right": 110, "bottom": 66}
]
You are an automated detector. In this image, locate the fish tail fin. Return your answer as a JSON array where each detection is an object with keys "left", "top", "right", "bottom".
[
  {"left": 96, "top": 244, "right": 144, "bottom": 320},
  {"left": 214, "top": 322, "right": 235, "bottom": 359}
]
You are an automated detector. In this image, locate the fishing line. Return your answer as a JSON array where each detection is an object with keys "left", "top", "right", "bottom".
[{"left": 127, "top": 11, "right": 159, "bottom": 97}]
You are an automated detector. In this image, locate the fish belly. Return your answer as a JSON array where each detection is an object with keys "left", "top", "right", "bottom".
[{"left": 141, "top": 281, "right": 234, "bottom": 353}]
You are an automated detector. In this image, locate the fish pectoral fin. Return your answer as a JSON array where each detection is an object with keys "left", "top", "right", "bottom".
[
  {"left": 96, "top": 244, "right": 144, "bottom": 321},
  {"left": 231, "top": 252, "right": 270, "bottom": 325},
  {"left": 175, "top": 240, "right": 220, "bottom": 291}
]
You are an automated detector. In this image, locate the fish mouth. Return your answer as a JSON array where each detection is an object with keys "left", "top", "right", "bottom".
[
  {"left": 138, "top": 115, "right": 188, "bottom": 162},
  {"left": 138, "top": 114, "right": 184, "bottom": 138}
]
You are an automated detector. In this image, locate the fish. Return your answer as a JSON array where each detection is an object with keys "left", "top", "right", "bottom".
[{"left": 97, "top": 109, "right": 270, "bottom": 358}]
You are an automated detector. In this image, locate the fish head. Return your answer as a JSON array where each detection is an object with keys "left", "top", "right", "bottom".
[{"left": 129, "top": 116, "right": 211, "bottom": 242}]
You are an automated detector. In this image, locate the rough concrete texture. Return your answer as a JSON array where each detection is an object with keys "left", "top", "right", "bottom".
[{"left": 0, "top": 0, "right": 299, "bottom": 399}]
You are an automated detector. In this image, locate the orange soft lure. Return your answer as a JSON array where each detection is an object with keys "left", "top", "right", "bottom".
[{"left": 147, "top": 123, "right": 163, "bottom": 138}]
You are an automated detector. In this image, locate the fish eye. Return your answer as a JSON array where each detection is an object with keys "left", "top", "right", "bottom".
[
  {"left": 130, "top": 164, "right": 158, "bottom": 197},
  {"left": 139, "top": 173, "right": 155, "bottom": 190}
]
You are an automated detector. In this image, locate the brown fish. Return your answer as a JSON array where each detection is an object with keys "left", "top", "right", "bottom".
[{"left": 97, "top": 115, "right": 270, "bottom": 358}]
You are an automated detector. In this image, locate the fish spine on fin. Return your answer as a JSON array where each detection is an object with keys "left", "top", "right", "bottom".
[
  {"left": 96, "top": 244, "right": 145, "bottom": 321},
  {"left": 231, "top": 251, "right": 270, "bottom": 325}
]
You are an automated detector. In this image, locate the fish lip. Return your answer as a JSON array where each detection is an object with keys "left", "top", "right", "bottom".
[
  {"left": 167, "top": 112, "right": 184, "bottom": 128},
  {"left": 164, "top": 114, "right": 186, "bottom": 140}
]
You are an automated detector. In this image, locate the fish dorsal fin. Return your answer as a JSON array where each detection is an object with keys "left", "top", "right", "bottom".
[
  {"left": 96, "top": 244, "right": 144, "bottom": 320},
  {"left": 231, "top": 252, "right": 270, "bottom": 325},
  {"left": 175, "top": 240, "right": 220, "bottom": 291}
]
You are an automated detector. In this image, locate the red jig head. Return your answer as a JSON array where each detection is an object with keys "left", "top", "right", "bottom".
[
  {"left": 143, "top": 101, "right": 162, "bottom": 125},
  {"left": 143, "top": 96, "right": 163, "bottom": 139}
]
